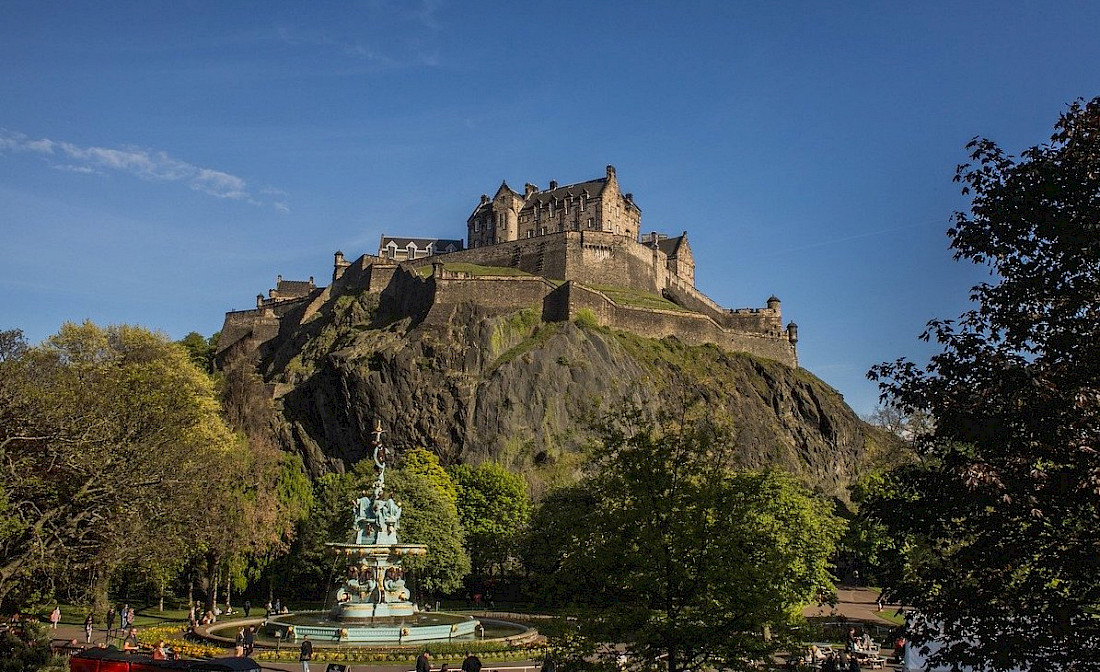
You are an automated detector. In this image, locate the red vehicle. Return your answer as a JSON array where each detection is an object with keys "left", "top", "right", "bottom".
[{"left": 70, "top": 648, "right": 260, "bottom": 672}]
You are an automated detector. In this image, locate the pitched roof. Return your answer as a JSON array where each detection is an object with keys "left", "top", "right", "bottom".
[
  {"left": 379, "top": 236, "right": 464, "bottom": 250},
  {"left": 657, "top": 234, "right": 686, "bottom": 257},
  {"left": 275, "top": 279, "right": 314, "bottom": 295},
  {"left": 525, "top": 178, "right": 608, "bottom": 206}
]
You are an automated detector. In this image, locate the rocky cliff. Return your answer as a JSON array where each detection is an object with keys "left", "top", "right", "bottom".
[{"left": 245, "top": 286, "right": 884, "bottom": 499}]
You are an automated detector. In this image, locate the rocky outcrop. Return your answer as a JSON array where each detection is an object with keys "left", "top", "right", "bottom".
[{"left": 245, "top": 287, "right": 883, "bottom": 499}]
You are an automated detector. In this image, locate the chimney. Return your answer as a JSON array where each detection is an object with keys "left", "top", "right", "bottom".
[
  {"left": 606, "top": 164, "right": 616, "bottom": 178},
  {"left": 525, "top": 183, "right": 538, "bottom": 197},
  {"left": 549, "top": 180, "right": 558, "bottom": 190},
  {"left": 480, "top": 194, "right": 489, "bottom": 204}
]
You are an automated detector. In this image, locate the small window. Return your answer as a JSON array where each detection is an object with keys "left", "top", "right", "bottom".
[
  {"left": 527, "top": 230, "right": 533, "bottom": 238},
  {"left": 587, "top": 218, "right": 595, "bottom": 229}
]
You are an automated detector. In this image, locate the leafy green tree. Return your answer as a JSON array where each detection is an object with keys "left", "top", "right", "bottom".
[
  {"left": 402, "top": 447, "right": 458, "bottom": 506},
  {"left": 177, "top": 331, "right": 218, "bottom": 374},
  {"left": 382, "top": 469, "right": 470, "bottom": 596},
  {"left": 552, "top": 406, "right": 842, "bottom": 672},
  {"left": 867, "top": 97, "right": 1100, "bottom": 672},
  {"left": 521, "top": 483, "right": 601, "bottom": 605},
  {"left": 449, "top": 462, "right": 529, "bottom": 576},
  {"left": 0, "top": 322, "right": 242, "bottom": 613}
]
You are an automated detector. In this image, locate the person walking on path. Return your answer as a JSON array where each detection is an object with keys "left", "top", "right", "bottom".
[
  {"left": 106, "top": 607, "right": 116, "bottom": 638},
  {"left": 84, "top": 613, "right": 94, "bottom": 643},
  {"left": 416, "top": 649, "right": 433, "bottom": 672},
  {"left": 49, "top": 606, "right": 61, "bottom": 629},
  {"left": 243, "top": 600, "right": 251, "bottom": 618},
  {"left": 299, "top": 635, "right": 313, "bottom": 672},
  {"left": 461, "top": 651, "right": 482, "bottom": 672}
]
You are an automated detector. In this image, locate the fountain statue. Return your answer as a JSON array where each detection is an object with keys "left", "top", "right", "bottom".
[{"left": 258, "top": 421, "right": 480, "bottom": 643}]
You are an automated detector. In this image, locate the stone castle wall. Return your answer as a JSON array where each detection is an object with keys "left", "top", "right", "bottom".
[{"left": 561, "top": 283, "right": 797, "bottom": 367}]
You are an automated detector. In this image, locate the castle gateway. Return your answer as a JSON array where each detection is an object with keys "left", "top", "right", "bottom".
[{"left": 218, "top": 166, "right": 799, "bottom": 368}]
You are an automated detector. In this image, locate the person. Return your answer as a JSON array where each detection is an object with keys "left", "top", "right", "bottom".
[
  {"left": 860, "top": 631, "right": 874, "bottom": 651},
  {"left": 126, "top": 606, "right": 135, "bottom": 631},
  {"left": 265, "top": 600, "right": 273, "bottom": 616},
  {"left": 274, "top": 598, "right": 281, "bottom": 613},
  {"left": 235, "top": 627, "right": 245, "bottom": 657},
  {"left": 821, "top": 652, "right": 838, "bottom": 672},
  {"left": 462, "top": 651, "right": 483, "bottom": 672},
  {"left": 152, "top": 640, "right": 168, "bottom": 660},
  {"left": 846, "top": 627, "right": 858, "bottom": 652},
  {"left": 106, "top": 607, "right": 116, "bottom": 637},
  {"left": 416, "top": 649, "right": 432, "bottom": 672},
  {"left": 187, "top": 605, "right": 197, "bottom": 629},
  {"left": 848, "top": 655, "right": 860, "bottom": 672},
  {"left": 893, "top": 636, "right": 907, "bottom": 663},
  {"left": 440, "top": 665, "right": 450, "bottom": 672},
  {"left": 243, "top": 600, "right": 251, "bottom": 618},
  {"left": 84, "top": 613, "right": 94, "bottom": 643},
  {"left": 243, "top": 624, "right": 255, "bottom": 656},
  {"left": 299, "top": 635, "right": 313, "bottom": 672},
  {"left": 49, "top": 606, "right": 61, "bottom": 629}
]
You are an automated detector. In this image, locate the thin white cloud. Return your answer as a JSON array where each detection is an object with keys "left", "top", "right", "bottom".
[{"left": 0, "top": 129, "right": 289, "bottom": 211}]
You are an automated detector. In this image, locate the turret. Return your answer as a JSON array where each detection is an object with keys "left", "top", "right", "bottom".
[
  {"left": 767, "top": 295, "right": 781, "bottom": 311},
  {"left": 333, "top": 250, "right": 351, "bottom": 281},
  {"left": 786, "top": 322, "right": 799, "bottom": 344}
]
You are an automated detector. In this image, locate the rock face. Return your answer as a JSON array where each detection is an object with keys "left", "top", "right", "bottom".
[{"left": 249, "top": 289, "right": 881, "bottom": 499}]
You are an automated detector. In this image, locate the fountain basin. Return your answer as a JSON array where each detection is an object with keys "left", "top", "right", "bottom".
[{"left": 264, "top": 611, "right": 480, "bottom": 644}]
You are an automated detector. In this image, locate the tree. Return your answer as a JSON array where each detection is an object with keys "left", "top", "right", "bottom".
[
  {"left": 867, "top": 98, "right": 1100, "bottom": 672},
  {"left": 0, "top": 323, "right": 242, "bottom": 612},
  {"left": 177, "top": 331, "right": 218, "bottom": 374},
  {"left": 449, "top": 462, "right": 529, "bottom": 576},
  {"left": 552, "top": 405, "right": 841, "bottom": 672},
  {"left": 383, "top": 469, "right": 469, "bottom": 596}
]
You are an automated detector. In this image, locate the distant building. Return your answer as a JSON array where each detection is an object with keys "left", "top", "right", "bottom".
[{"left": 378, "top": 235, "right": 463, "bottom": 261}]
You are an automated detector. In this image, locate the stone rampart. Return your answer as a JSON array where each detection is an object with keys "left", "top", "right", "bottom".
[{"left": 562, "top": 282, "right": 797, "bottom": 367}]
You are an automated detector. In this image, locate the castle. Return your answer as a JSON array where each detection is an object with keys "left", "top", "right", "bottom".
[{"left": 217, "top": 166, "right": 799, "bottom": 367}]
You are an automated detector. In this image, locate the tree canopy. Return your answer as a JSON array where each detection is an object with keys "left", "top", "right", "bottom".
[
  {"left": 449, "top": 462, "right": 529, "bottom": 576},
  {"left": 546, "top": 405, "right": 841, "bottom": 672},
  {"left": 867, "top": 97, "right": 1100, "bottom": 672},
  {"left": 0, "top": 323, "right": 243, "bottom": 610}
]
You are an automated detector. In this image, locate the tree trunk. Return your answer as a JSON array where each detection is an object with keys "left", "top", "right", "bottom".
[
  {"left": 91, "top": 570, "right": 111, "bottom": 622},
  {"left": 204, "top": 550, "right": 220, "bottom": 614},
  {"left": 225, "top": 570, "right": 232, "bottom": 611}
]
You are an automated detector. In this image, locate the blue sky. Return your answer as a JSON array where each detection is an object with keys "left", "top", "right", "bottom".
[{"left": 2, "top": 1, "right": 1098, "bottom": 416}]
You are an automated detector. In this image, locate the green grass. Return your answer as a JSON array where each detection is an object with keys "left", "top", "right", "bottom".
[
  {"left": 417, "top": 262, "right": 533, "bottom": 277},
  {"left": 587, "top": 284, "right": 690, "bottom": 312}
]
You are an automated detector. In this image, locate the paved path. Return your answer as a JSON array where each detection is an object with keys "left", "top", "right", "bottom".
[{"left": 802, "top": 586, "right": 901, "bottom": 626}]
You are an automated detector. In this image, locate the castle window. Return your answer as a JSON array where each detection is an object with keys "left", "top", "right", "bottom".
[
  {"left": 474, "top": 220, "right": 480, "bottom": 232},
  {"left": 587, "top": 217, "right": 595, "bottom": 229},
  {"left": 540, "top": 226, "right": 547, "bottom": 235},
  {"left": 527, "top": 230, "right": 533, "bottom": 238}
]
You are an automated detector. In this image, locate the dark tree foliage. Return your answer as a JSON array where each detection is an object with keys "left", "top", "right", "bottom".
[{"left": 867, "top": 98, "right": 1100, "bottom": 672}]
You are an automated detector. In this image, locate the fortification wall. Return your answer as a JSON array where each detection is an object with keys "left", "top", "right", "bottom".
[
  {"left": 405, "top": 236, "right": 568, "bottom": 280},
  {"left": 216, "top": 308, "right": 282, "bottom": 356},
  {"left": 562, "top": 282, "right": 797, "bottom": 367}
]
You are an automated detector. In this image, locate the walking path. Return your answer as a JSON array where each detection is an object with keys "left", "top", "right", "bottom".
[{"left": 803, "top": 585, "right": 902, "bottom": 626}]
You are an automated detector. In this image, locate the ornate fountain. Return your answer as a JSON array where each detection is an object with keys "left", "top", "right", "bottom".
[{"left": 265, "top": 421, "right": 480, "bottom": 644}]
